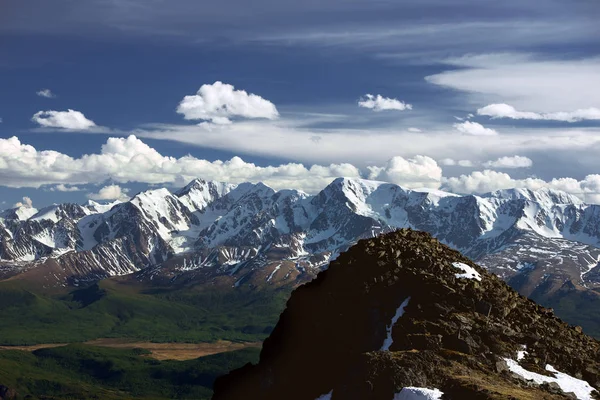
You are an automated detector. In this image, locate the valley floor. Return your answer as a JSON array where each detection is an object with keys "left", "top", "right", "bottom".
[{"left": 0, "top": 339, "right": 262, "bottom": 361}]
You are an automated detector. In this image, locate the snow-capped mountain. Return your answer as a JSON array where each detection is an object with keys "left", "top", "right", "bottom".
[{"left": 1, "top": 177, "right": 600, "bottom": 295}]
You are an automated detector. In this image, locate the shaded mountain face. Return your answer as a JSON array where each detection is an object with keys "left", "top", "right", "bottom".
[
  {"left": 213, "top": 230, "right": 600, "bottom": 400},
  {"left": 1, "top": 178, "right": 600, "bottom": 300}
]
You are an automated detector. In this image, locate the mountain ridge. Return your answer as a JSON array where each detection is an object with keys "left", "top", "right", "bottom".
[
  {"left": 1, "top": 177, "right": 600, "bottom": 296},
  {"left": 213, "top": 229, "right": 600, "bottom": 400}
]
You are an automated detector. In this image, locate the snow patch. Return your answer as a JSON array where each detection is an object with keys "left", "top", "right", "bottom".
[
  {"left": 452, "top": 262, "right": 482, "bottom": 281},
  {"left": 394, "top": 387, "right": 444, "bottom": 400},
  {"left": 266, "top": 264, "right": 281, "bottom": 282},
  {"left": 504, "top": 358, "right": 596, "bottom": 400},
  {"left": 381, "top": 296, "right": 411, "bottom": 351},
  {"left": 314, "top": 391, "right": 333, "bottom": 400},
  {"left": 517, "top": 345, "right": 528, "bottom": 361}
]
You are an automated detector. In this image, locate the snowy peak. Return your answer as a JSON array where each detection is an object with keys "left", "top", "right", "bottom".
[
  {"left": 176, "top": 179, "right": 236, "bottom": 212},
  {"left": 0, "top": 206, "right": 39, "bottom": 221},
  {"left": 86, "top": 199, "right": 122, "bottom": 214},
  {"left": 2, "top": 177, "right": 600, "bottom": 290},
  {"left": 486, "top": 187, "right": 583, "bottom": 206},
  {"left": 213, "top": 230, "right": 600, "bottom": 400}
]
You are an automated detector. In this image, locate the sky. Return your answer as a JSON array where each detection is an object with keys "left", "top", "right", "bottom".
[{"left": 1, "top": 0, "right": 600, "bottom": 209}]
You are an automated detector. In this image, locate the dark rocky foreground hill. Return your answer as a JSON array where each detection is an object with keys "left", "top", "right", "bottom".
[{"left": 213, "top": 229, "right": 600, "bottom": 400}]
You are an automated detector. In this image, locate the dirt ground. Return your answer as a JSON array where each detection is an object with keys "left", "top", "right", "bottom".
[{"left": 0, "top": 339, "right": 262, "bottom": 361}]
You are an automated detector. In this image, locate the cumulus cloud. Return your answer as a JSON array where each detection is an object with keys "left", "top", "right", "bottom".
[
  {"left": 176, "top": 81, "right": 279, "bottom": 124},
  {"left": 483, "top": 156, "right": 533, "bottom": 169},
  {"left": 50, "top": 184, "right": 82, "bottom": 192},
  {"left": 0, "top": 134, "right": 444, "bottom": 194},
  {"left": 14, "top": 196, "right": 33, "bottom": 208},
  {"left": 32, "top": 109, "right": 97, "bottom": 130},
  {"left": 453, "top": 121, "right": 498, "bottom": 136},
  {"left": 358, "top": 94, "right": 412, "bottom": 111},
  {"left": 444, "top": 170, "right": 600, "bottom": 203},
  {"left": 367, "top": 155, "right": 442, "bottom": 188},
  {"left": 36, "top": 89, "right": 56, "bottom": 98},
  {"left": 2, "top": 135, "right": 600, "bottom": 202},
  {"left": 477, "top": 103, "right": 600, "bottom": 123},
  {"left": 87, "top": 185, "right": 130, "bottom": 201}
]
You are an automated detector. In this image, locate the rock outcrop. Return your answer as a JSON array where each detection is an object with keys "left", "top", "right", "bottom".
[
  {"left": 0, "top": 385, "right": 17, "bottom": 400},
  {"left": 213, "top": 229, "right": 600, "bottom": 399}
]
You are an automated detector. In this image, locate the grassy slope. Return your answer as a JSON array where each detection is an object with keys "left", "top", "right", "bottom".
[
  {"left": 530, "top": 286, "right": 600, "bottom": 338},
  {"left": 0, "top": 279, "right": 290, "bottom": 345},
  {"left": 0, "top": 344, "right": 259, "bottom": 399}
]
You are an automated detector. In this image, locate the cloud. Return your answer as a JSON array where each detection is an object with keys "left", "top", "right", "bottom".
[
  {"left": 453, "top": 121, "right": 498, "bottom": 136},
  {"left": 367, "top": 155, "right": 442, "bottom": 188},
  {"left": 407, "top": 127, "right": 421, "bottom": 133},
  {"left": 50, "top": 184, "right": 82, "bottom": 192},
  {"left": 477, "top": 103, "right": 600, "bottom": 123},
  {"left": 87, "top": 185, "right": 130, "bottom": 201},
  {"left": 358, "top": 94, "right": 412, "bottom": 111},
  {"left": 439, "top": 159, "right": 474, "bottom": 167},
  {"left": 1, "top": 134, "right": 600, "bottom": 202},
  {"left": 32, "top": 109, "right": 97, "bottom": 130},
  {"left": 36, "top": 89, "right": 56, "bottom": 98},
  {"left": 131, "top": 119, "right": 600, "bottom": 182},
  {"left": 14, "top": 196, "right": 33, "bottom": 208},
  {"left": 0, "top": 134, "right": 442, "bottom": 194},
  {"left": 483, "top": 156, "right": 533, "bottom": 169},
  {"left": 444, "top": 171, "right": 600, "bottom": 203},
  {"left": 426, "top": 54, "right": 600, "bottom": 112},
  {"left": 176, "top": 81, "right": 279, "bottom": 124}
]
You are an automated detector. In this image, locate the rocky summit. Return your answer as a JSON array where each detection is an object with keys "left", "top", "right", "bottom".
[{"left": 213, "top": 229, "right": 600, "bottom": 400}]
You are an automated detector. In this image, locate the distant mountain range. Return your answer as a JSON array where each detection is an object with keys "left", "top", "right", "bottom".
[{"left": 1, "top": 177, "right": 600, "bottom": 302}]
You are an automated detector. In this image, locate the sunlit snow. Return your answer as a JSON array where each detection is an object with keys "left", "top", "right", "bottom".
[
  {"left": 452, "top": 262, "right": 482, "bottom": 281},
  {"left": 504, "top": 358, "right": 596, "bottom": 400}
]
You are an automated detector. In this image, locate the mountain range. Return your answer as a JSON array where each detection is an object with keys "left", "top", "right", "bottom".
[{"left": 2, "top": 177, "right": 599, "bottom": 297}]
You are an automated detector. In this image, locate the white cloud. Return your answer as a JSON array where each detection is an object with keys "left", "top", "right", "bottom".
[
  {"left": 176, "top": 81, "right": 279, "bottom": 124},
  {"left": 0, "top": 134, "right": 442, "bottom": 194},
  {"left": 477, "top": 103, "right": 600, "bottom": 123},
  {"left": 453, "top": 121, "right": 498, "bottom": 136},
  {"left": 483, "top": 156, "right": 533, "bottom": 169},
  {"left": 14, "top": 196, "right": 33, "bottom": 208},
  {"left": 358, "top": 94, "right": 412, "bottom": 111},
  {"left": 444, "top": 170, "right": 600, "bottom": 203},
  {"left": 50, "top": 184, "right": 82, "bottom": 192},
  {"left": 407, "top": 127, "right": 422, "bottom": 133},
  {"left": 439, "top": 158, "right": 474, "bottom": 167},
  {"left": 87, "top": 185, "right": 130, "bottom": 201},
  {"left": 367, "top": 155, "right": 442, "bottom": 188},
  {"left": 1, "top": 134, "right": 600, "bottom": 202},
  {"left": 32, "top": 109, "right": 97, "bottom": 130},
  {"left": 131, "top": 119, "right": 600, "bottom": 179},
  {"left": 36, "top": 89, "right": 56, "bottom": 98},
  {"left": 426, "top": 54, "right": 600, "bottom": 112}
]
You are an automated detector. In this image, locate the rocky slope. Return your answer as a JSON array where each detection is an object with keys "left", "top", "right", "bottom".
[{"left": 213, "top": 229, "right": 600, "bottom": 400}]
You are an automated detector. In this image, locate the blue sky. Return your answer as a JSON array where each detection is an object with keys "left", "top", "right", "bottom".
[{"left": 1, "top": 0, "right": 599, "bottom": 209}]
